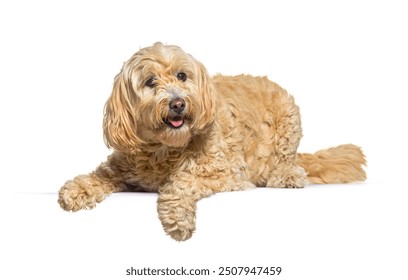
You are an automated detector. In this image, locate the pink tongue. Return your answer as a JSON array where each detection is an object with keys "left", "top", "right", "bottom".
[{"left": 170, "top": 119, "right": 184, "bottom": 127}]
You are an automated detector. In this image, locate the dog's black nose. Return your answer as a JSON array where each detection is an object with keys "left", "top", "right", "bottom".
[{"left": 169, "top": 98, "right": 186, "bottom": 114}]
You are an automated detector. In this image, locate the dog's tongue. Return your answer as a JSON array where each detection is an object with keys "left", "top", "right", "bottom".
[{"left": 170, "top": 119, "right": 184, "bottom": 128}]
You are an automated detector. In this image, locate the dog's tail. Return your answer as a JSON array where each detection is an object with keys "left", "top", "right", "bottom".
[{"left": 296, "top": 144, "right": 366, "bottom": 184}]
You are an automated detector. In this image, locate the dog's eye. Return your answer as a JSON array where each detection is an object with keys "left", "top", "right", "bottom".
[
  {"left": 176, "top": 72, "right": 187, "bottom": 82},
  {"left": 145, "top": 77, "right": 156, "bottom": 88}
]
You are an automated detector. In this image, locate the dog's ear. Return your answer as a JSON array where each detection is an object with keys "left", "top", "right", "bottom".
[
  {"left": 103, "top": 67, "right": 143, "bottom": 152},
  {"left": 194, "top": 60, "right": 216, "bottom": 130}
]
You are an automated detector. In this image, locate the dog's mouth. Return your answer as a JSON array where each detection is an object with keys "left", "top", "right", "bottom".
[{"left": 163, "top": 115, "right": 185, "bottom": 129}]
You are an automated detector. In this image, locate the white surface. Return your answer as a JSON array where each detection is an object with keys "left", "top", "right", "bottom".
[
  {"left": 1, "top": 0, "right": 407, "bottom": 279},
  {"left": 1, "top": 184, "right": 407, "bottom": 280}
]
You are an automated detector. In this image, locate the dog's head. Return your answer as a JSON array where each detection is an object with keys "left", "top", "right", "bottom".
[{"left": 103, "top": 43, "right": 215, "bottom": 152}]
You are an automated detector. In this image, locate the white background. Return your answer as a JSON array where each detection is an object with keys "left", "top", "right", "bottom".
[{"left": 1, "top": 0, "right": 407, "bottom": 279}]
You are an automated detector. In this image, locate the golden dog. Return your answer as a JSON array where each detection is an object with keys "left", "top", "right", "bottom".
[{"left": 58, "top": 43, "right": 366, "bottom": 241}]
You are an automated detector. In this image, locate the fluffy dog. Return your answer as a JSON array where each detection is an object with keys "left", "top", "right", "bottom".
[{"left": 58, "top": 42, "right": 366, "bottom": 241}]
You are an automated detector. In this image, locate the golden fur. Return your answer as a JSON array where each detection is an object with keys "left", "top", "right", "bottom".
[{"left": 58, "top": 43, "right": 366, "bottom": 241}]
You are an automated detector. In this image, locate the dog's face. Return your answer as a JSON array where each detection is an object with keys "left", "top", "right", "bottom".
[{"left": 103, "top": 43, "right": 215, "bottom": 152}]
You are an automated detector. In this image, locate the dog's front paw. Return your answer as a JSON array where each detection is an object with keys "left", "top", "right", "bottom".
[
  {"left": 157, "top": 200, "right": 196, "bottom": 241},
  {"left": 58, "top": 175, "right": 107, "bottom": 212},
  {"left": 166, "top": 225, "right": 195, "bottom": 241}
]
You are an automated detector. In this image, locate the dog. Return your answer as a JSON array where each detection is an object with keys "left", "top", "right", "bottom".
[{"left": 58, "top": 42, "right": 366, "bottom": 241}]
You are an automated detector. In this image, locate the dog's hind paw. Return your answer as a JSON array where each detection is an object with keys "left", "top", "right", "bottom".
[{"left": 267, "top": 165, "right": 308, "bottom": 188}]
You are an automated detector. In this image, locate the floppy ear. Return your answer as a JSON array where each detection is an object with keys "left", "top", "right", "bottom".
[
  {"left": 195, "top": 60, "right": 216, "bottom": 130},
  {"left": 103, "top": 67, "right": 143, "bottom": 152}
]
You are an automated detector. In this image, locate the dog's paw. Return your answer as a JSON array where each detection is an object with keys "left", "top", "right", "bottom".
[
  {"left": 268, "top": 166, "right": 308, "bottom": 188},
  {"left": 58, "top": 175, "right": 106, "bottom": 212},
  {"left": 167, "top": 226, "right": 194, "bottom": 241},
  {"left": 157, "top": 201, "right": 196, "bottom": 241}
]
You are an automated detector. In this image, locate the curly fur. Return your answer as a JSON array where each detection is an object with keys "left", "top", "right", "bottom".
[{"left": 58, "top": 42, "right": 366, "bottom": 241}]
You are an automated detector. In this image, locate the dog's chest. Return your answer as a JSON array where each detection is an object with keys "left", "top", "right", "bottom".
[{"left": 128, "top": 152, "right": 183, "bottom": 191}]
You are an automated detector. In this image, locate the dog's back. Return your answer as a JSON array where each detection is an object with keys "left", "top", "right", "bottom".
[{"left": 212, "top": 74, "right": 366, "bottom": 185}]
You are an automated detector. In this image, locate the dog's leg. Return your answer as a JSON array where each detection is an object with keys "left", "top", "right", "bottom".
[
  {"left": 265, "top": 96, "right": 308, "bottom": 188},
  {"left": 58, "top": 161, "right": 124, "bottom": 212},
  {"left": 157, "top": 166, "right": 254, "bottom": 241},
  {"left": 157, "top": 174, "right": 216, "bottom": 241}
]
